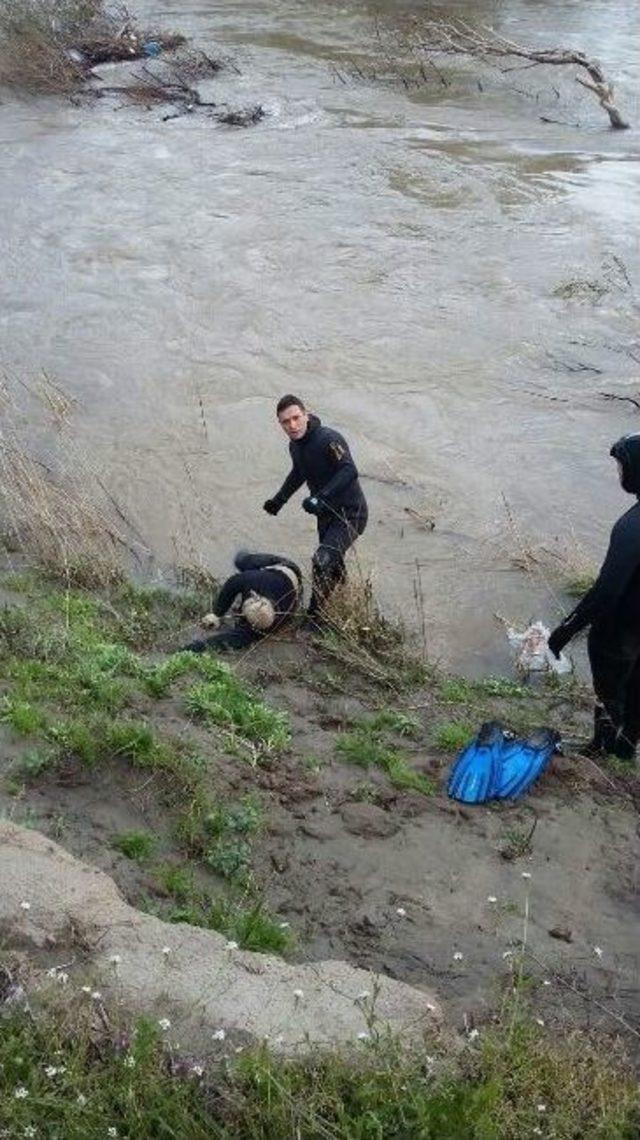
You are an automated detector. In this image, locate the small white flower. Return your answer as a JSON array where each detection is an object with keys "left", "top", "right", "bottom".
[
  {"left": 502, "top": 950, "right": 513, "bottom": 960},
  {"left": 44, "top": 1065, "right": 59, "bottom": 1077},
  {"left": 46, "top": 967, "right": 58, "bottom": 978},
  {"left": 453, "top": 951, "right": 463, "bottom": 961},
  {"left": 278, "top": 922, "right": 290, "bottom": 929},
  {"left": 396, "top": 907, "right": 407, "bottom": 918},
  {"left": 357, "top": 1031, "right": 370, "bottom": 1041},
  {"left": 356, "top": 991, "right": 370, "bottom": 1002},
  {"left": 593, "top": 945, "right": 603, "bottom": 959},
  {"left": 535, "top": 1017, "right": 545, "bottom": 1027},
  {"left": 293, "top": 988, "right": 304, "bottom": 1000},
  {"left": 91, "top": 991, "right": 103, "bottom": 1001},
  {"left": 158, "top": 1018, "right": 171, "bottom": 1032},
  {"left": 81, "top": 985, "right": 91, "bottom": 994},
  {"left": 124, "top": 1054, "right": 136, "bottom": 1068},
  {"left": 191, "top": 1064, "right": 204, "bottom": 1076},
  {"left": 226, "top": 941, "right": 238, "bottom": 951},
  {"left": 20, "top": 901, "right": 31, "bottom": 911},
  {"left": 521, "top": 872, "right": 531, "bottom": 880},
  {"left": 537, "top": 1103, "right": 547, "bottom": 1113},
  {"left": 487, "top": 896, "right": 498, "bottom": 904},
  {"left": 161, "top": 946, "right": 171, "bottom": 957},
  {"left": 14, "top": 1086, "right": 29, "bottom": 1099},
  {"left": 57, "top": 972, "right": 69, "bottom": 986},
  {"left": 234, "top": 1046, "right": 244, "bottom": 1054},
  {"left": 425, "top": 1055, "right": 435, "bottom": 1065},
  {"left": 211, "top": 1028, "right": 226, "bottom": 1041},
  {"left": 426, "top": 1003, "right": 436, "bottom": 1013},
  {"left": 108, "top": 1130, "right": 118, "bottom": 1138},
  {"left": 467, "top": 1028, "right": 479, "bottom": 1041},
  {"left": 109, "top": 955, "right": 121, "bottom": 967},
  {"left": 24, "top": 1128, "right": 36, "bottom": 1138},
  {"left": 77, "top": 1093, "right": 87, "bottom": 1107},
  {"left": 543, "top": 979, "right": 551, "bottom": 986},
  {"left": 533, "top": 1129, "right": 543, "bottom": 1136}
]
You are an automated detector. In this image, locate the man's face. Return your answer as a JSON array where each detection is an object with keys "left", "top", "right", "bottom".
[{"left": 278, "top": 404, "right": 309, "bottom": 441}]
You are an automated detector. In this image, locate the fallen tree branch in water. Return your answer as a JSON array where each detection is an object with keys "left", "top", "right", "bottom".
[
  {"left": 600, "top": 392, "right": 640, "bottom": 411},
  {"left": 403, "top": 16, "right": 630, "bottom": 129}
]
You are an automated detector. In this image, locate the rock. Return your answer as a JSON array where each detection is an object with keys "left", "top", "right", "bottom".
[
  {"left": 0, "top": 822, "right": 442, "bottom": 1055},
  {"left": 548, "top": 925, "right": 573, "bottom": 943},
  {"left": 340, "top": 802, "right": 400, "bottom": 839},
  {"left": 299, "top": 818, "right": 339, "bottom": 841}
]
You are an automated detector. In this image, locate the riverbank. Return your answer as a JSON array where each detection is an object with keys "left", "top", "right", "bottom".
[{"left": 0, "top": 561, "right": 638, "bottom": 1134}]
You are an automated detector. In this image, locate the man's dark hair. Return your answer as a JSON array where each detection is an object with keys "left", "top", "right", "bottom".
[{"left": 276, "top": 394, "right": 305, "bottom": 417}]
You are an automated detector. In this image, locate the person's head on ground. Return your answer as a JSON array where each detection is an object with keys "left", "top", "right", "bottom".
[
  {"left": 242, "top": 591, "right": 276, "bottom": 632},
  {"left": 276, "top": 395, "right": 309, "bottom": 441},
  {"left": 610, "top": 434, "right": 640, "bottom": 496}
]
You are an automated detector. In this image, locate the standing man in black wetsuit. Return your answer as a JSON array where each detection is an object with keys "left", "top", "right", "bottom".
[
  {"left": 548, "top": 434, "right": 640, "bottom": 763},
  {"left": 263, "top": 395, "right": 368, "bottom": 620}
]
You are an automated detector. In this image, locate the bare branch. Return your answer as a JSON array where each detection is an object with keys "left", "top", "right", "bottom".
[{"left": 403, "top": 17, "right": 629, "bottom": 129}]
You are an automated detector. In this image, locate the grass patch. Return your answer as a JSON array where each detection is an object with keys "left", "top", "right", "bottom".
[
  {"left": 432, "top": 720, "right": 475, "bottom": 752},
  {"left": 3, "top": 989, "right": 635, "bottom": 1139},
  {"left": 0, "top": 696, "right": 47, "bottom": 736},
  {"left": 112, "top": 830, "right": 157, "bottom": 862},
  {"left": 185, "top": 667, "right": 290, "bottom": 756},
  {"left": 153, "top": 862, "right": 292, "bottom": 954},
  {"left": 337, "top": 713, "right": 433, "bottom": 796}
]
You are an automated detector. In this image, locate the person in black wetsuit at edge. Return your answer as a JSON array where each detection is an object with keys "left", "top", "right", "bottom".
[
  {"left": 183, "top": 552, "right": 302, "bottom": 652},
  {"left": 548, "top": 434, "right": 640, "bottom": 763},
  {"left": 263, "top": 395, "right": 368, "bottom": 623}
]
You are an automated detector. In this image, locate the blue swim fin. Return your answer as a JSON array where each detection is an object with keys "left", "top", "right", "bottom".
[
  {"left": 493, "top": 728, "right": 561, "bottom": 800},
  {"left": 447, "top": 721, "right": 506, "bottom": 804}
]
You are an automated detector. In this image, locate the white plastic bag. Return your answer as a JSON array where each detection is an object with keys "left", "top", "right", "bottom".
[{"left": 507, "top": 621, "right": 572, "bottom": 676}]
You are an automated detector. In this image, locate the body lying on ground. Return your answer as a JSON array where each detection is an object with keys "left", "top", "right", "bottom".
[{"left": 182, "top": 551, "right": 302, "bottom": 652}]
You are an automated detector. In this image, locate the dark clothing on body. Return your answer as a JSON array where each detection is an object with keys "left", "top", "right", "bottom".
[
  {"left": 549, "top": 434, "right": 640, "bottom": 759},
  {"left": 267, "top": 415, "right": 368, "bottom": 612},
  {"left": 269, "top": 415, "right": 367, "bottom": 519},
  {"left": 184, "top": 552, "right": 301, "bottom": 653}
]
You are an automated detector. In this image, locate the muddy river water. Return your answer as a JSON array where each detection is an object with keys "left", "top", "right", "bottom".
[{"left": 2, "top": 0, "right": 639, "bottom": 671}]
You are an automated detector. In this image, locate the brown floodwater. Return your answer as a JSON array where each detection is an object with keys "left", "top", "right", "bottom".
[{"left": 1, "top": 0, "right": 639, "bottom": 671}]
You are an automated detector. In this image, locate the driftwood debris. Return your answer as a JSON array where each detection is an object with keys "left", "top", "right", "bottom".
[{"left": 404, "top": 17, "right": 630, "bottom": 130}]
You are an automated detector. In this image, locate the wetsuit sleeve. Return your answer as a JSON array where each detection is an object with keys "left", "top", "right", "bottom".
[
  {"left": 316, "top": 434, "right": 358, "bottom": 505},
  {"left": 271, "top": 466, "right": 305, "bottom": 509},
  {"left": 213, "top": 573, "right": 245, "bottom": 618},
  {"left": 554, "top": 512, "right": 640, "bottom": 640}
]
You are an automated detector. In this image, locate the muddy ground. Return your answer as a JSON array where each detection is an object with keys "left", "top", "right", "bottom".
[{"left": 1, "top": 594, "right": 638, "bottom": 1053}]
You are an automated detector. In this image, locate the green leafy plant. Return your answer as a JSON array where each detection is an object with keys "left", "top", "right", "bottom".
[{"left": 112, "top": 830, "right": 157, "bottom": 862}]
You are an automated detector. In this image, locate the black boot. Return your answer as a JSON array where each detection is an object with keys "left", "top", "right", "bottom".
[
  {"left": 582, "top": 705, "right": 618, "bottom": 756},
  {"left": 613, "top": 729, "right": 637, "bottom": 763}
]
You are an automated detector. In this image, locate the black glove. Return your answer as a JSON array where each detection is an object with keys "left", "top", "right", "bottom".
[
  {"left": 263, "top": 498, "right": 281, "bottom": 516},
  {"left": 302, "top": 496, "right": 322, "bottom": 516},
  {"left": 548, "top": 625, "right": 570, "bottom": 659}
]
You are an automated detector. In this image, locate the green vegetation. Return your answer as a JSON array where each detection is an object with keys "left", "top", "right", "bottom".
[
  {"left": 0, "top": 571, "right": 290, "bottom": 944},
  {"left": 152, "top": 861, "right": 292, "bottom": 954},
  {"left": 112, "top": 830, "right": 157, "bottom": 862},
  {"left": 337, "top": 712, "right": 433, "bottom": 795},
  {"left": 0, "top": 993, "right": 636, "bottom": 1139},
  {"left": 564, "top": 572, "right": 597, "bottom": 599},
  {"left": 186, "top": 673, "right": 290, "bottom": 754},
  {"left": 432, "top": 719, "right": 475, "bottom": 753}
]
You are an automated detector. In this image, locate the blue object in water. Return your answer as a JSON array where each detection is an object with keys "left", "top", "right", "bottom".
[
  {"left": 143, "top": 40, "right": 162, "bottom": 57},
  {"left": 492, "top": 727, "right": 561, "bottom": 800},
  {"left": 447, "top": 721, "right": 505, "bottom": 804}
]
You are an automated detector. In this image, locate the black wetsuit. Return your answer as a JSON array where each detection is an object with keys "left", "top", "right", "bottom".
[
  {"left": 184, "top": 552, "right": 301, "bottom": 652},
  {"left": 267, "top": 415, "right": 368, "bottom": 612},
  {"left": 549, "top": 435, "right": 640, "bottom": 759}
]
